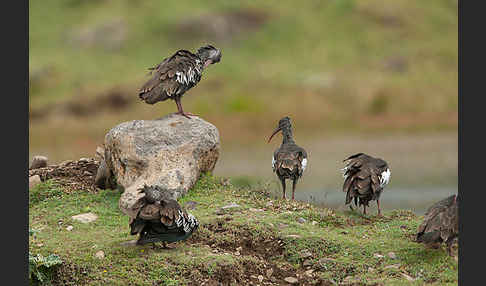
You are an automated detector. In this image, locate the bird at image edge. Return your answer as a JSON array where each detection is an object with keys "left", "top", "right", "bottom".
[
  {"left": 268, "top": 116, "right": 308, "bottom": 200},
  {"left": 138, "top": 45, "right": 222, "bottom": 119}
]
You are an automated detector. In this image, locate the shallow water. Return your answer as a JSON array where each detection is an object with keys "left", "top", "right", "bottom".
[{"left": 213, "top": 132, "right": 458, "bottom": 215}]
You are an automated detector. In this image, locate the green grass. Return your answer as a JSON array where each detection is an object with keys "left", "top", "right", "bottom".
[
  {"left": 29, "top": 174, "right": 458, "bottom": 285},
  {"left": 30, "top": 0, "right": 457, "bottom": 119}
]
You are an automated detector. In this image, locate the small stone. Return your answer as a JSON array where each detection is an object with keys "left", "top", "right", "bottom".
[
  {"left": 343, "top": 276, "right": 354, "bottom": 282},
  {"left": 95, "top": 250, "right": 105, "bottom": 259},
  {"left": 66, "top": 225, "right": 74, "bottom": 231},
  {"left": 266, "top": 268, "right": 273, "bottom": 278},
  {"left": 279, "top": 223, "right": 289, "bottom": 229},
  {"left": 30, "top": 156, "right": 48, "bottom": 169},
  {"left": 388, "top": 252, "right": 397, "bottom": 259},
  {"left": 83, "top": 171, "right": 92, "bottom": 176},
  {"left": 120, "top": 240, "right": 138, "bottom": 247},
  {"left": 60, "top": 160, "right": 73, "bottom": 166},
  {"left": 368, "top": 267, "right": 375, "bottom": 273},
  {"left": 384, "top": 264, "right": 401, "bottom": 269},
  {"left": 36, "top": 243, "right": 43, "bottom": 247},
  {"left": 285, "top": 234, "right": 301, "bottom": 239},
  {"left": 284, "top": 277, "right": 298, "bottom": 284},
  {"left": 221, "top": 202, "right": 240, "bottom": 209},
  {"left": 236, "top": 246, "right": 243, "bottom": 252},
  {"left": 401, "top": 273, "right": 415, "bottom": 281},
  {"left": 373, "top": 253, "right": 384, "bottom": 258},
  {"left": 79, "top": 157, "right": 90, "bottom": 163},
  {"left": 29, "top": 175, "right": 42, "bottom": 189},
  {"left": 71, "top": 212, "right": 98, "bottom": 223},
  {"left": 305, "top": 269, "right": 314, "bottom": 277},
  {"left": 297, "top": 217, "right": 306, "bottom": 224},
  {"left": 311, "top": 221, "right": 318, "bottom": 226},
  {"left": 235, "top": 251, "right": 240, "bottom": 256},
  {"left": 258, "top": 275, "right": 264, "bottom": 282},
  {"left": 303, "top": 259, "right": 312, "bottom": 267},
  {"left": 300, "top": 250, "right": 312, "bottom": 259},
  {"left": 266, "top": 201, "right": 273, "bottom": 207}
]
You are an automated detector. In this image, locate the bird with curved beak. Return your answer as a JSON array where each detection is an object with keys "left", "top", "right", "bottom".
[
  {"left": 138, "top": 45, "right": 222, "bottom": 119},
  {"left": 268, "top": 117, "right": 308, "bottom": 200}
]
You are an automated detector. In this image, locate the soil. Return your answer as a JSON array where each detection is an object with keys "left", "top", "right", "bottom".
[{"left": 28, "top": 158, "right": 100, "bottom": 193}]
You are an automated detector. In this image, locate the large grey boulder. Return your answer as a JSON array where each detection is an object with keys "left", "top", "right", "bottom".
[{"left": 103, "top": 114, "right": 220, "bottom": 218}]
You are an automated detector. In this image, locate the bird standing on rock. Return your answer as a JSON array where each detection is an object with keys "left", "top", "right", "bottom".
[
  {"left": 138, "top": 45, "right": 222, "bottom": 119},
  {"left": 341, "top": 153, "right": 391, "bottom": 216},
  {"left": 268, "top": 117, "right": 308, "bottom": 200},
  {"left": 129, "top": 185, "right": 199, "bottom": 247},
  {"left": 416, "top": 194, "right": 459, "bottom": 256}
]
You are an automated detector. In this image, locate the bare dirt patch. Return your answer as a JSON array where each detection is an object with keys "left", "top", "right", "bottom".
[{"left": 29, "top": 158, "right": 100, "bottom": 193}]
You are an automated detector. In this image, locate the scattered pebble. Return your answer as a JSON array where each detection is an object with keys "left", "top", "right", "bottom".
[
  {"left": 30, "top": 155, "right": 48, "bottom": 169},
  {"left": 300, "top": 250, "right": 312, "bottom": 259},
  {"left": 373, "top": 253, "right": 384, "bottom": 258},
  {"left": 285, "top": 234, "right": 301, "bottom": 238},
  {"left": 388, "top": 252, "right": 397, "bottom": 259},
  {"left": 368, "top": 267, "right": 375, "bottom": 273},
  {"left": 221, "top": 202, "right": 240, "bottom": 209},
  {"left": 29, "top": 175, "right": 42, "bottom": 189},
  {"left": 311, "top": 221, "right": 318, "bottom": 225},
  {"left": 120, "top": 240, "right": 138, "bottom": 247},
  {"left": 66, "top": 225, "right": 74, "bottom": 231},
  {"left": 95, "top": 250, "right": 105, "bottom": 259},
  {"left": 258, "top": 275, "right": 264, "bottom": 282},
  {"left": 384, "top": 264, "right": 401, "bottom": 269},
  {"left": 266, "top": 201, "right": 273, "bottom": 207},
  {"left": 303, "top": 259, "right": 312, "bottom": 267},
  {"left": 72, "top": 212, "right": 98, "bottom": 223},
  {"left": 236, "top": 246, "right": 243, "bottom": 252},
  {"left": 79, "top": 158, "right": 90, "bottom": 163},
  {"left": 235, "top": 251, "right": 240, "bottom": 256},
  {"left": 305, "top": 269, "right": 314, "bottom": 277},
  {"left": 284, "top": 277, "right": 298, "bottom": 284},
  {"left": 266, "top": 268, "right": 273, "bottom": 278},
  {"left": 401, "top": 272, "right": 416, "bottom": 281},
  {"left": 297, "top": 217, "right": 306, "bottom": 224}
]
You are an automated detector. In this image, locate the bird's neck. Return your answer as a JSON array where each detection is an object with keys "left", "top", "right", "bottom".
[{"left": 281, "top": 128, "right": 295, "bottom": 145}]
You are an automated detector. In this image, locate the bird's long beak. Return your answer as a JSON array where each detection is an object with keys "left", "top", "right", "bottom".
[
  {"left": 204, "top": 59, "right": 213, "bottom": 68},
  {"left": 267, "top": 127, "right": 282, "bottom": 143}
]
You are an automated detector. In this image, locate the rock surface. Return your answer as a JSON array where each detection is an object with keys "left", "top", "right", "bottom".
[
  {"left": 72, "top": 212, "right": 98, "bottom": 223},
  {"left": 104, "top": 114, "right": 220, "bottom": 218},
  {"left": 29, "top": 175, "right": 42, "bottom": 189},
  {"left": 30, "top": 155, "right": 48, "bottom": 169}
]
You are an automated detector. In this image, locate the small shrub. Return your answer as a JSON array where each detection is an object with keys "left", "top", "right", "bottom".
[{"left": 29, "top": 252, "right": 63, "bottom": 285}]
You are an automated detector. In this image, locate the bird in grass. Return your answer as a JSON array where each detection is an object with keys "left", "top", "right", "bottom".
[
  {"left": 138, "top": 45, "right": 222, "bottom": 119},
  {"left": 416, "top": 194, "right": 459, "bottom": 256},
  {"left": 129, "top": 185, "right": 199, "bottom": 247},
  {"left": 341, "top": 153, "right": 391, "bottom": 216},
  {"left": 268, "top": 116, "right": 308, "bottom": 200}
]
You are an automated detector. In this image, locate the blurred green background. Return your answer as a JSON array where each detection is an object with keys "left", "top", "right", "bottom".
[{"left": 29, "top": 0, "right": 458, "bottom": 213}]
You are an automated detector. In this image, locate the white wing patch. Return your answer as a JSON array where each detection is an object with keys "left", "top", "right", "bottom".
[
  {"left": 380, "top": 168, "right": 391, "bottom": 187},
  {"left": 301, "top": 158, "right": 307, "bottom": 172},
  {"left": 175, "top": 66, "right": 202, "bottom": 85},
  {"left": 175, "top": 210, "right": 199, "bottom": 233},
  {"left": 272, "top": 156, "right": 276, "bottom": 172}
]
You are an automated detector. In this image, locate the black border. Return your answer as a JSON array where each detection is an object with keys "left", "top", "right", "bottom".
[{"left": 6, "top": 0, "right": 29, "bottom": 284}]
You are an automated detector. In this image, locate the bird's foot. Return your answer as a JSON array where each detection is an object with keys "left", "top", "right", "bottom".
[{"left": 174, "top": 111, "right": 196, "bottom": 119}]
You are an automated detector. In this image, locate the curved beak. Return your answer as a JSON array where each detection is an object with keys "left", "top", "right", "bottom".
[
  {"left": 267, "top": 127, "right": 282, "bottom": 143},
  {"left": 204, "top": 59, "right": 213, "bottom": 68}
]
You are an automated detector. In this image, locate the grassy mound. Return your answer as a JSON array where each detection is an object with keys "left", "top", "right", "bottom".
[{"left": 29, "top": 174, "right": 457, "bottom": 285}]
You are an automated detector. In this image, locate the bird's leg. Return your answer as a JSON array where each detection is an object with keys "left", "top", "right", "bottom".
[
  {"left": 280, "top": 178, "right": 286, "bottom": 200},
  {"left": 174, "top": 97, "right": 195, "bottom": 119},
  {"left": 363, "top": 204, "right": 367, "bottom": 215},
  {"left": 377, "top": 199, "right": 382, "bottom": 216},
  {"left": 292, "top": 178, "right": 298, "bottom": 201}
]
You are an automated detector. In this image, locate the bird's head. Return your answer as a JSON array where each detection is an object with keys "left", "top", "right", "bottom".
[
  {"left": 268, "top": 116, "right": 292, "bottom": 143},
  {"left": 197, "top": 45, "right": 222, "bottom": 67}
]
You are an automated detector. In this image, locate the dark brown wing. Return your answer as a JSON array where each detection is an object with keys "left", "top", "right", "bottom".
[
  {"left": 416, "top": 195, "right": 457, "bottom": 239},
  {"left": 159, "top": 199, "right": 183, "bottom": 226},
  {"left": 138, "top": 50, "right": 202, "bottom": 104}
]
